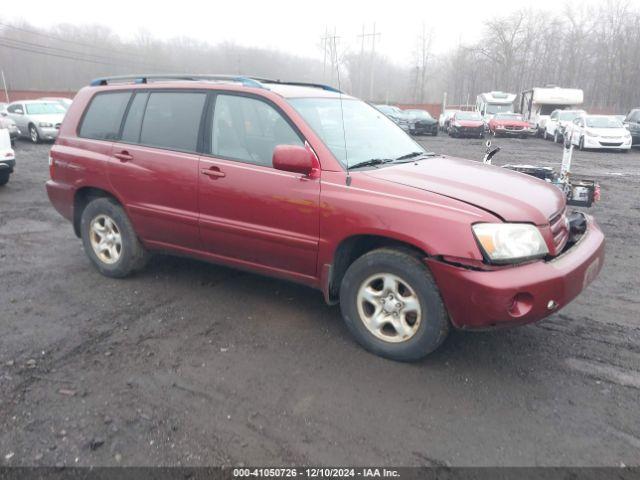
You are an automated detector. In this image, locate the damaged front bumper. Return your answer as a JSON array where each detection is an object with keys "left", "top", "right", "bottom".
[{"left": 426, "top": 213, "right": 605, "bottom": 329}]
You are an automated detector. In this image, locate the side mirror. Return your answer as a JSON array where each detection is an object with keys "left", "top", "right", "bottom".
[
  {"left": 0, "top": 111, "right": 6, "bottom": 116},
  {"left": 273, "top": 145, "right": 315, "bottom": 176}
]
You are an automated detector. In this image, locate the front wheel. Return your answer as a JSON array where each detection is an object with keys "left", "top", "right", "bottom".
[
  {"left": 29, "top": 125, "right": 40, "bottom": 144},
  {"left": 554, "top": 130, "right": 560, "bottom": 143},
  {"left": 0, "top": 171, "right": 9, "bottom": 186},
  {"left": 80, "top": 197, "right": 150, "bottom": 278},
  {"left": 339, "top": 249, "right": 450, "bottom": 362},
  {"left": 579, "top": 136, "right": 585, "bottom": 151}
]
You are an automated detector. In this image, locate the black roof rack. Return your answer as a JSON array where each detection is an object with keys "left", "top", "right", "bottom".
[
  {"left": 89, "top": 74, "right": 264, "bottom": 89},
  {"left": 252, "top": 78, "right": 341, "bottom": 93},
  {"left": 88, "top": 74, "right": 342, "bottom": 93}
]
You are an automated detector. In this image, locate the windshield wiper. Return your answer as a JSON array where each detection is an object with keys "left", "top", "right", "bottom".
[
  {"left": 348, "top": 158, "right": 394, "bottom": 169},
  {"left": 395, "top": 151, "right": 436, "bottom": 160}
]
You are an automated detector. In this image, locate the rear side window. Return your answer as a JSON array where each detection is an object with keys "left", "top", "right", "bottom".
[
  {"left": 121, "top": 92, "right": 149, "bottom": 143},
  {"left": 139, "top": 92, "right": 206, "bottom": 152},
  {"left": 79, "top": 92, "right": 131, "bottom": 140}
]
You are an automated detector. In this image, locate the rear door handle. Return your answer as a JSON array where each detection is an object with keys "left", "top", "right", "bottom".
[
  {"left": 114, "top": 151, "right": 133, "bottom": 162},
  {"left": 201, "top": 167, "right": 226, "bottom": 179}
]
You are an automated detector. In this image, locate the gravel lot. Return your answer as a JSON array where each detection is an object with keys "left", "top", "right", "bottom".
[{"left": 0, "top": 135, "right": 639, "bottom": 467}]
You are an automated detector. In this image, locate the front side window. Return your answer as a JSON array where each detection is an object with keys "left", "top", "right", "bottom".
[
  {"left": 209, "top": 94, "right": 303, "bottom": 167},
  {"left": 79, "top": 92, "right": 131, "bottom": 140},
  {"left": 8, "top": 104, "right": 23, "bottom": 114},
  {"left": 139, "top": 92, "right": 206, "bottom": 152},
  {"left": 290, "top": 98, "right": 424, "bottom": 168}
]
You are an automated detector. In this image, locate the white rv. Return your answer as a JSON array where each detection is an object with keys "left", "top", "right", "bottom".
[
  {"left": 476, "top": 91, "right": 517, "bottom": 120},
  {"left": 519, "top": 86, "right": 584, "bottom": 136}
]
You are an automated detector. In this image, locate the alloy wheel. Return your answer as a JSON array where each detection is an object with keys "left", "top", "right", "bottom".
[
  {"left": 89, "top": 214, "right": 123, "bottom": 264},
  {"left": 356, "top": 273, "right": 422, "bottom": 343}
]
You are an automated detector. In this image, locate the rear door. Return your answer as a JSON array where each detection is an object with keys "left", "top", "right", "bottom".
[
  {"left": 107, "top": 90, "right": 206, "bottom": 250},
  {"left": 197, "top": 92, "right": 320, "bottom": 278}
]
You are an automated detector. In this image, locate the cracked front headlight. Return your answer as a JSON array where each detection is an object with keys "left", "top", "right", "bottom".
[{"left": 472, "top": 223, "right": 548, "bottom": 264}]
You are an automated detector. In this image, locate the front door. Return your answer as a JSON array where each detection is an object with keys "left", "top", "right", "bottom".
[{"left": 197, "top": 93, "right": 320, "bottom": 278}]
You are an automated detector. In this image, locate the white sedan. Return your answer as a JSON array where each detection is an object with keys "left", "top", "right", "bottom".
[
  {"left": 569, "top": 115, "right": 632, "bottom": 151},
  {"left": 544, "top": 109, "right": 586, "bottom": 143}
]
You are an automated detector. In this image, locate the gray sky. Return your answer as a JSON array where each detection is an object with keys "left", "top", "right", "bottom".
[{"left": 4, "top": 0, "right": 612, "bottom": 64}]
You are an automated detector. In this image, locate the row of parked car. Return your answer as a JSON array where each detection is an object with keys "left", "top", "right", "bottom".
[
  {"left": 421, "top": 106, "right": 639, "bottom": 151},
  {"left": 0, "top": 97, "right": 72, "bottom": 145},
  {"left": 0, "top": 97, "right": 72, "bottom": 186}
]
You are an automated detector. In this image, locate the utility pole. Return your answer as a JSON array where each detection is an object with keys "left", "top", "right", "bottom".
[
  {"left": 321, "top": 27, "right": 329, "bottom": 82},
  {"left": 358, "top": 24, "right": 365, "bottom": 97},
  {"left": 369, "top": 23, "right": 379, "bottom": 102},
  {"left": 321, "top": 28, "right": 340, "bottom": 85},
  {"left": 357, "top": 24, "right": 381, "bottom": 101},
  {"left": 1, "top": 70, "right": 8, "bottom": 103}
]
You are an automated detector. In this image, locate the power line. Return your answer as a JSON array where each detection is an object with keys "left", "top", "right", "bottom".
[
  {"left": 0, "top": 36, "right": 169, "bottom": 71},
  {"left": 0, "top": 40, "right": 163, "bottom": 70},
  {"left": 0, "top": 21, "right": 151, "bottom": 62}
]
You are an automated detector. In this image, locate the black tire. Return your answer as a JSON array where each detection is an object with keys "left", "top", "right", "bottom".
[
  {"left": 80, "top": 197, "right": 150, "bottom": 278},
  {"left": 554, "top": 130, "right": 560, "bottom": 143},
  {"left": 579, "top": 136, "right": 585, "bottom": 151},
  {"left": 339, "top": 248, "right": 450, "bottom": 362},
  {"left": 0, "top": 171, "right": 9, "bottom": 186},
  {"left": 432, "top": 129, "right": 438, "bottom": 136},
  {"left": 29, "top": 124, "right": 40, "bottom": 144}
]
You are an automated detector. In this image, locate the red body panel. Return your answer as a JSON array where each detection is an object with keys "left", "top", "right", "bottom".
[{"left": 45, "top": 82, "right": 605, "bottom": 329}]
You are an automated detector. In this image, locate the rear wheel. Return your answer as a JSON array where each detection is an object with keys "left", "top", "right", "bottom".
[
  {"left": 339, "top": 248, "right": 449, "bottom": 362},
  {"left": 80, "top": 197, "right": 150, "bottom": 278},
  {"left": 29, "top": 124, "right": 40, "bottom": 144},
  {"left": 0, "top": 171, "right": 9, "bottom": 186}
]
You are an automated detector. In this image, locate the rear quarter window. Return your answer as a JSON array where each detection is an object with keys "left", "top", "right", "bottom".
[{"left": 79, "top": 92, "right": 131, "bottom": 140}]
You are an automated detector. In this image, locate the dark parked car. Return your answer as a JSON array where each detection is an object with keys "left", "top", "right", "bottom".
[
  {"left": 46, "top": 74, "right": 604, "bottom": 361},
  {"left": 624, "top": 109, "right": 640, "bottom": 146},
  {"left": 405, "top": 109, "right": 438, "bottom": 136},
  {"left": 448, "top": 111, "right": 485, "bottom": 138},
  {"left": 374, "top": 104, "right": 411, "bottom": 132}
]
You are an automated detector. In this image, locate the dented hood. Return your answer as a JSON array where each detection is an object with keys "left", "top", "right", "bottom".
[{"left": 363, "top": 156, "right": 565, "bottom": 224}]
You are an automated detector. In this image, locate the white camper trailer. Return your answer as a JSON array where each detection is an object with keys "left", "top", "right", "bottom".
[
  {"left": 476, "top": 91, "right": 517, "bottom": 120},
  {"left": 519, "top": 86, "right": 584, "bottom": 137}
]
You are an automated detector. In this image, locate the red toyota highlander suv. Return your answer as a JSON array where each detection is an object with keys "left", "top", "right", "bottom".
[{"left": 46, "top": 75, "right": 605, "bottom": 361}]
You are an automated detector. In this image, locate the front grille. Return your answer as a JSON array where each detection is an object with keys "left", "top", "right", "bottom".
[
  {"left": 505, "top": 126, "right": 524, "bottom": 131},
  {"left": 55, "top": 123, "right": 61, "bottom": 129},
  {"left": 599, "top": 141, "right": 622, "bottom": 146},
  {"left": 549, "top": 209, "right": 569, "bottom": 255}
]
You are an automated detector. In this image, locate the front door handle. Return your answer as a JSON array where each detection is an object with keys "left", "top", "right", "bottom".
[
  {"left": 114, "top": 151, "right": 133, "bottom": 162},
  {"left": 201, "top": 167, "right": 226, "bottom": 179}
]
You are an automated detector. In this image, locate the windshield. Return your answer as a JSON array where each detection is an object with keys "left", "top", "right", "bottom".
[
  {"left": 407, "top": 110, "right": 433, "bottom": 119},
  {"left": 485, "top": 104, "right": 513, "bottom": 115},
  {"left": 456, "top": 112, "right": 482, "bottom": 121},
  {"left": 586, "top": 116, "right": 624, "bottom": 128},
  {"left": 25, "top": 103, "right": 66, "bottom": 115},
  {"left": 494, "top": 113, "right": 523, "bottom": 121},
  {"left": 558, "top": 111, "right": 582, "bottom": 121},
  {"left": 290, "top": 98, "right": 425, "bottom": 168}
]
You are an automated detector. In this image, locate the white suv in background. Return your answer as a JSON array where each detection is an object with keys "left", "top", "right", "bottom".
[
  {"left": 544, "top": 109, "right": 586, "bottom": 143},
  {"left": 569, "top": 114, "right": 632, "bottom": 151}
]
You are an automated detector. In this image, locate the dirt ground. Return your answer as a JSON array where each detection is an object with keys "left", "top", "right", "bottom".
[{"left": 0, "top": 134, "right": 639, "bottom": 467}]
